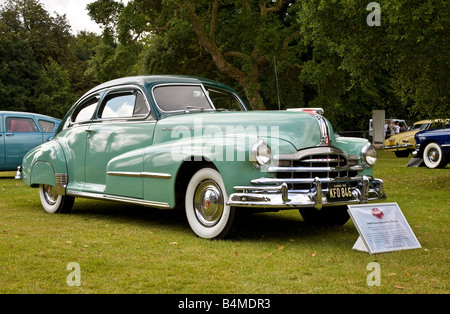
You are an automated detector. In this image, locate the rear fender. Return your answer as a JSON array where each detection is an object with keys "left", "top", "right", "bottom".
[{"left": 22, "top": 140, "right": 68, "bottom": 194}]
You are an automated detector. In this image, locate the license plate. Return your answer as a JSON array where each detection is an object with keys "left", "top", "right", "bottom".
[{"left": 328, "top": 182, "right": 352, "bottom": 201}]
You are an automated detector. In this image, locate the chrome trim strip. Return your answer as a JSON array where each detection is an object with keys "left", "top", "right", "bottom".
[
  {"left": 274, "top": 146, "right": 346, "bottom": 161},
  {"left": 66, "top": 190, "right": 171, "bottom": 209},
  {"left": 251, "top": 176, "right": 363, "bottom": 185},
  {"left": 313, "top": 114, "right": 332, "bottom": 146},
  {"left": 267, "top": 165, "right": 364, "bottom": 173},
  {"left": 107, "top": 171, "right": 172, "bottom": 179}
]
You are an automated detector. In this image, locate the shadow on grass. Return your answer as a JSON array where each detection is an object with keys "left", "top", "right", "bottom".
[{"left": 66, "top": 199, "right": 356, "bottom": 242}]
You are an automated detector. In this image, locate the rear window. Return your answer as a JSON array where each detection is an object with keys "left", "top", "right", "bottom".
[
  {"left": 153, "top": 85, "right": 212, "bottom": 112},
  {"left": 39, "top": 120, "right": 56, "bottom": 132}
]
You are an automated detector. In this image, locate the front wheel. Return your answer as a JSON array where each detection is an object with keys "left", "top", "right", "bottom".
[
  {"left": 39, "top": 184, "right": 74, "bottom": 214},
  {"left": 394, "top": 150, "right": 410, "bottom": 158},
  {"left": 185, "top": 167, "right": 235, "bottom": 239},
  {"left": 299, "top": 206, "right": 350, "bottom": 226},
  {"left": 423, "top": 142, "right": 447, "bottom": 169}
]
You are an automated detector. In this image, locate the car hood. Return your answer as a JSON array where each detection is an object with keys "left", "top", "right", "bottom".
[
  {"left": 384, "top": 130, "right": 419, "bottom": 145},
  {"left": 154, "top": 111, "right": 323, "bottom": 150}
]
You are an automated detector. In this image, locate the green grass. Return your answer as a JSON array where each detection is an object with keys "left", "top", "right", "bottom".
[{"left": 0, "top": 150, "right": 448, "bottom": 294}]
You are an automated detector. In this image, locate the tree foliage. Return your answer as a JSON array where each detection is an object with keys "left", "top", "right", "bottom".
[
  {"left": 298, "top": 0, "right": 449, "bottom": 124},
  {"left": 0, "top": 0, "right": 99, "bottom": 117}
]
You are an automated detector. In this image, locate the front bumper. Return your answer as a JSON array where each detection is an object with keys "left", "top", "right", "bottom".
[
  {"left": 382, "top": 143, "right": 414, "bottom": 151},
  {"left": 227, "top": 176, "right": 385, "bottom": 210}
]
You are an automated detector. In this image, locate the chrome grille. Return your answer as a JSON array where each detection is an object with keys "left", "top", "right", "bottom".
[{"left": 264, "top": 147, "right": 362, "bottom": 191}]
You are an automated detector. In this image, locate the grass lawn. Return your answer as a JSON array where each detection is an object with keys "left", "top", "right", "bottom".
[{"left": 0, "top": 150, "right": 448, "bottom": 294}]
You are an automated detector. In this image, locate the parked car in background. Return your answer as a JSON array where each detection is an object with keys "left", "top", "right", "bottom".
[
  {"left": 382, "top": 120, "right": 435, "bottom": 157},
  {"left": 17, "top": 76, "right": 385, "bottom": 239},
  {"left": 414, "top": 123, "right": 450, "bottom": 169},
  {"left": 0, "top": 111, "right": 60, "bottom": 171},
  {"left": 369, "top": 118, "right": 409, "bottom": 139}
]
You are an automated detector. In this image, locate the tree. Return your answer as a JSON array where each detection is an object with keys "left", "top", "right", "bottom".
[
  {"left": 35, "top": 58, "right": 78, "bottom": 118},
  {"left": 0, "top": 0, "right": 73, "bottom": 67},
  {"left": 297, "top": 0, "right": 449, "bottom": 120},
  {"left": 0, "top": 33, "right": 40, "bottom": 112},
  {"left": 0, "top": 0, "right": 96, "bottom": 116},
  {"left": 88, "top": 0, "right": 305, "bottom": 110}
]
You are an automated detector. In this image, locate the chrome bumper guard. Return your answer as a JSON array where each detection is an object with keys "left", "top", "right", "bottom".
[
  {"left": 227, "top": 176, "right": 385, "bottom": 210},
  {"left": 15, "top": 166, "right": 22, "bottom": 180}
]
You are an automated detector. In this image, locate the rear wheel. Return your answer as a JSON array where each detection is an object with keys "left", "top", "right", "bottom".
[
  {"left": 299, "top": 206, "right": 350, "bottom": 226},
  {"left": 185, "top": 167, "right": 235, "bottom": 239},
  {"left": 39, "top": 184, "right": 74, "bottom": 214}
]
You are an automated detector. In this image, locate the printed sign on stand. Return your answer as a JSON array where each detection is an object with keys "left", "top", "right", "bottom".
[{"left": 348, "top": 203, "right": 421, "bottom": 254}]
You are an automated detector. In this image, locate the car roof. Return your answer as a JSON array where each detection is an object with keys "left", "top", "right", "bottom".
[
  {"left": 413, "top": 119, "right": 449, "bottom": 124},
  {"left": 82, "top": 75, "right": 236, "bottom": 97},
  {"left": 0, "top": 111, "right": 61, "bottom": 121}
]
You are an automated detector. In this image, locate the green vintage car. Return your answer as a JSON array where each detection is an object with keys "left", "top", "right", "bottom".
[{"left": 17, "top": 76, "right": 385, "bottom": 239}]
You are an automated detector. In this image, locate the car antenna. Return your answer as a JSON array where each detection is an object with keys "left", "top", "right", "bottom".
[{"left": 274, "top": 56, "right": 281, "bottom": 110}]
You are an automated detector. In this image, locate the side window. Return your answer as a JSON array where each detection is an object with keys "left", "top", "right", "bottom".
[
  {"left": 73, "top": 97, "right": 98, "bottom": 123},
  {"left": 6, "top": 117, "right": 39, "bottom": 133},
  {"left": 205, "top": 87, "right": 243, "bottom": 111},
  {"left": 39, "top": 120, "right": 55, "bottom": 132},
  {"left": 133, "top": 92, "right": 150, "bottom": 117},
  {"left": 153, "top": 85, "right": 212, "bottom": 112},
  {"left": 99, "top": 91, "right": 150, "bottom": 119}
]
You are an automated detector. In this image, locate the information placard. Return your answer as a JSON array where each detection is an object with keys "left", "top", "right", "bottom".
[{"left": 348, "top": 203, "right": 421, "bottom": 254}]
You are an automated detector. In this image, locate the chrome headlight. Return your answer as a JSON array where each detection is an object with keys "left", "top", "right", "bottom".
[
  {"left": 361, "top": 143, "right": 377, "bottom": 168},
  {"left": 251, "top": 139, "right": 272, "bottom": 168}
]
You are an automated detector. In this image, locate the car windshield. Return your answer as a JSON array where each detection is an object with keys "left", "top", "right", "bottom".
[
  {"left": 410, "top": 123, "right": 429, "bottom": 131},
  {"left": 153, "top": 85, "right": 214, "bottom": 112}
]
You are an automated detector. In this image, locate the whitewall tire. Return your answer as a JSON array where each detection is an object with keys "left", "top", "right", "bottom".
[
  {"left": 185, "top": 167, "right": 235, "bottom": 239},
  {"left": 423, "top": 142, "right": 447, "bottom": 169},
  {"left": 39, "top": 184, "right": 74, "bottom": 214}
]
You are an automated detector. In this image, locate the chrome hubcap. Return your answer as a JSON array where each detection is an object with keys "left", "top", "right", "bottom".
[
  {"left": 43, "top": 185, "right": 58, "bottom": 205},
  {"left": 193, "top": 180, "right": 224, "bottom": 227},
  {"left": 427, "top": 148, "right": 439, "bottom": 163}
]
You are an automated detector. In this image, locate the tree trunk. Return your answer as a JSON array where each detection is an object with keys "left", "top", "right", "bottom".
[{"left": 185, "top": 3, "right": 265, "bottom": 110}]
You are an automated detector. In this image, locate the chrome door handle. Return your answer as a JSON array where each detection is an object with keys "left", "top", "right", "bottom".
[{"left": 6, "top": 133, "right": 14, "bottom": 136}]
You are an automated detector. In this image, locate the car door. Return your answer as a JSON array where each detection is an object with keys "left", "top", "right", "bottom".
[
  {"left": 84, "top": 88, "right": 155, "bottom": 198},
  {"left": 59, "top": 95, "right": 100, "bottom": 192},
  {"left": 4, "top": 114, "right": 43, "bottom": 168},
  {"left": 0, "top": 113, "right": 5, "bottom": 169}
]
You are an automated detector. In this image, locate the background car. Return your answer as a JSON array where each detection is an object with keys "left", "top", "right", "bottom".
[
  {"left": 414, "top": 123, "right": 450, "bottom": 169},
  {"left": 369, "top": 118, "right": 409, "bottom": 139},
  {"left": 383, "top": 120, "right": 439, "bottom": 157},
  {"left": 0, "top": 111, "right": 61, "bottom": 171},
  {"left": 17, "top": 76, "right": 385, "bottom": 239}
]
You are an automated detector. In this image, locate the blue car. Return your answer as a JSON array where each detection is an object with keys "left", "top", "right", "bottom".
[
  {"left": 0, "top": 111, "right": 61, "bottom": 171},
  {"left": 414, "top": 122, "right": 450, "bottom": 168}
]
